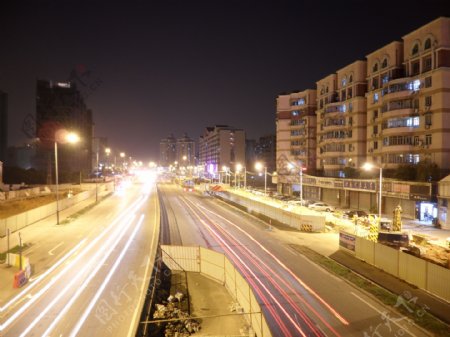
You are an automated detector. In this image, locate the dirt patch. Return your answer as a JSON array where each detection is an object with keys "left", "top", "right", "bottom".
[{"left": 0, "top": 188, "right": 83, "bottom": 219}]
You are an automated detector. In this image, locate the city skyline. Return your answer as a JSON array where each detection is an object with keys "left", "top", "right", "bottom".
[{"left": 1, "top": 1, "right": 448, "bottom": 160}]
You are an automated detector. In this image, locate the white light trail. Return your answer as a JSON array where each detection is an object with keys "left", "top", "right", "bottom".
[
  {"left": 68, "top": 214, "right": 145, "bottom": 337},
  {"left": 18, "top": 214, "right": 137, "bottom": 337}
]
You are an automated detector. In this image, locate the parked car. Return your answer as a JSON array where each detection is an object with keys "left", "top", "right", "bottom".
[
  {"left": 308, "top": 202, "right": 335, "bottom": 212},
  {"left": 343, "top": 210, "right": 368, "bottom": 219},
  {"left": 287, "top": 199, "right": 311, "bottom": 206}
]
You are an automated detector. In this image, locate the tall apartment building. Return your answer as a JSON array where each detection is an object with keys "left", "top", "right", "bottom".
[
  {"left": 176, "top": 133, "right": 195, "bottom": 166},
  {"left": 316, "top": 61, "right": 367, "bottom": 177},
  {"left": 0, "top": 91, "right": 7, "bottom": 165},
  {"left": 255, "top": 134, "right": 276, "bottom": 172},
  {"left": 159, "top": 134, "right": 176, "bottom": 167},
  {"left": 36, "top": 80, "right": 93, "bottom": 181},
  {"left": 198, "top": 125, "right": 245, "bottom": 175},
  {"left": 367, "top": 17, "right": 450, "bottom": 174}
]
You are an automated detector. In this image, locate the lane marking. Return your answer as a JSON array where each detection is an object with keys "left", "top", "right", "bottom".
[{"left": 48, "top": 242, "right": 64, "bottom": 256}]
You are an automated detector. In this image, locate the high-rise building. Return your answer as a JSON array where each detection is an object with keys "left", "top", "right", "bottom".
[
  {"left": 255, "top": 134, "right": 276, "bottom": 173},
  {"left": 92, "top": 137, "right": 109, "bottom": 171},
  {"left": 0, "top": 91, "right": 7, "bottom": 165},
  {"left": 176, "top": 133, "right": 195, "bottom": 166},
  {"left": 36, "top": 80, "right": 93, "bottom": 181},
  {"left": 316, "top": 60, "right": 367, "bottom": 177},
  {"left": 276, "top": 89, "right": 317, "bottom": 193},
  {"left": 367, "top": 17, "right": 450, "bottom": 175},
  {"left": 159, "top": 134, "right": 177, "bottom": 167},
  {"left": 198, "top": 125, "right": 245, "bottom": 175}
]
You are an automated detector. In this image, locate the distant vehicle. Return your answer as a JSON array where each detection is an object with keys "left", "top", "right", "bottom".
[
  {"left": 343, "top": 210, "right": 368, "bottom": 219},
  {"left": 181, "top": 179, "right": 195, "bottom": 192},
  {"left": 308, "top": 202, "right": 335, "bottom": 212}
]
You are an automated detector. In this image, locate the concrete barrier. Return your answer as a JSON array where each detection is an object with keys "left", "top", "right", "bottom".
[{"left": 218, "top": 191, "right": 325, "bottom": 232}]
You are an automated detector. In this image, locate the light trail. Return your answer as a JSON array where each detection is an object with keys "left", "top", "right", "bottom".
[
  {"left": 0, "top": 195, "right": 147, "bottom": 333},
  {"left": 1, "top": 194, "right": 145, "bottom": 315},
  {"left": 181, "top": 198, "right": 310, "bottom": 337},
  {"left": 193, "top": 201, "right": 343, "bottom": 336},
  {"left": 198, "top": 202, "right": 349, "bottom": 325},
  {"left": 68, "top": 214, "right": 145, "bottom": 337}
]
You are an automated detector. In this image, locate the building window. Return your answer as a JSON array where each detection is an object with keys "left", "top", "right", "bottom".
[
  {"left": 425, "top": 76, "right": 432, "bottom": 88},
  {"left": 373, "top": 93, "right": 379, "bottom": 103},
  {"left": 424, "top": 38, "right": 431, "bottom": 50},
  {"left": 381, "top": 58, "right": 388, "bottom": 68},
  {"left": 382, "top": 73, "right": 389, "bottom": 85},
  {"left": 411, "top": 61, "right": 420, "bottom": 76},
  {"left": 373, "top": 125, "right": 378, "bottom": 134},
  {"left": 412, "top": 43, "right": 419, "bottom": 55},
  {"left": 373, "top": 63, "right": 378, "bottom": 72},
  {"left": 425, "top": 134, "right": 432, "bottom": 145},
  {"left": 372, "top": 78, "right": 379, "bottom": 90},
  {"left": 342, "top": 77, "right": 347, "bottom": 87},
  {"left": 423, "top": 57, "right": 432, "bottom": 72},
  {"left": 349, "top": 75, "right": 353, "bottom": 83},
  {"left": 292, "top": 98, "right": 305, "bottom": 106},
  {"left": 341, "top": 90, "right": 346, "bottom": 101},
  {"left": 291, "top": 110, "right": 299, "bottom": 116},
  {"left": 374, "top": 141, "right": 378, "bottom": 150},
  {"left": 373, "top": 110, "right": 378, "bottom": 119},
  {"left": 414, "top": 136, "right": 419, "bottom": 146},
  {"left": 425, "top": 96, "right": 432, "bottom": 107},
  {"left": 348, "top": 102, "right": 353, "bottom": 112},
  {"left": 319, "top": 99, "right": 323, "bottom": 109},
  {"left": 425, "top": 114, "right": 432, "bottom": 126},
  {"left": 347, "top": 88, "right": 352, "bottom": 98},
  {"left": 348, "top": 116, "right": 353, "bottom": 125},
  {"left": 326, "top": 86, "right": 329, "bottom": 93}
]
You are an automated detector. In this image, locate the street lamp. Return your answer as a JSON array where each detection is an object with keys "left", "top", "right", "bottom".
[
  {"left": 235, "top": 163, "right": 242, "bottom": 188},
  {"left": 55, "top": 131, "right": 80, "bottom": 225},
  {"left": 222, "top": 166, "right": 229, "bottom": 184},
  {"left": 255, "top": 162, "right": 267, "bottom": 196},
  {"left": 362, "top": 162, "right": 383, "bottom": 221},
  {"left": 288, "top": 163, "right": 304, "bottom": 204}
]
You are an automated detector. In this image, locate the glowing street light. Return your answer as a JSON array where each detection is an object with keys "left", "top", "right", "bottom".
[
  {"left": 288, "top": 162, "right": 304, "bottom": 204},
  {"left": 255, "top": 162, "right": 267, "bottom": 196},
  {"left": 55, "top": 131, "right": 80, "bottom": 225},
  {"left": 235, "top": 163, "right": 243, "bottom": 188},
  {"left": 362, "top": 162, "right": 383, "bottom": 221}
]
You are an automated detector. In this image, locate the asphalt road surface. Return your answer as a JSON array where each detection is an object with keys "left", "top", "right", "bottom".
[
  {"left": 158, "top": 184, "right": 431, "bottom": 337},
  {"left": 0, "top": 174, "right": 160, "bottom": 337}
]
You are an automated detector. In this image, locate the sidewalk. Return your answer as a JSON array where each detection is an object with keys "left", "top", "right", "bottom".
[{"left": 0, "top": 189, "right": 112, "bottom": 302}]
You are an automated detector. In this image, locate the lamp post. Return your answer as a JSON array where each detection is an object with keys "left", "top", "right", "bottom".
[
  {"left": 255, "top": 162, "right": 267, "bottom": 196},
  {"left": 235, "top": 163, "right": 242, "bottom": 188},
  {"left": 362, "top": 162, "right": 383, "bottom": 221},
  {"left": 288, "top": 162, "right": 304, "bottom": 204},
  {"left": 222, "top": 166, "right": 228, "bottom": 184},
  {"left": 55, "top": 131, "right": 80, "bottom": 225}
]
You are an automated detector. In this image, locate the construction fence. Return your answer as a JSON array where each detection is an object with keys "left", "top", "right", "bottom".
[
  {"left": 339, "top": 231, "right": 450, "bottom": 302},
  {"left": 161, "top": 245, "right": 273, "bottom": 337}
]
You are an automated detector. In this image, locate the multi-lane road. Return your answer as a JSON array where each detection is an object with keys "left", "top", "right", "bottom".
[
  {"left": 0, "top": 174, "right": 159, "bottom": 337},
  {"left": 0, "top": 178, "right": 433, "bottom": 337},
  {"left": 158, "top": 183, "right": 431, "bottom": 337}
]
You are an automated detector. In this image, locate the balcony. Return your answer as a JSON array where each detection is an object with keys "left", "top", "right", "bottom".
[
  {"left": 381, "top": 78, "right": 420, "bottom": 100},
  {"left": 382, "top": 144, "right": 414, "bottom": 152},
  {"left": 382, "top": 126, "right": 418, "bottom": 136},
  {"left": 323, "top": 163, "right": 345, "bottom": 170},
  {"left": 382, "top": 107, "right": 415, "bottom": 119}
]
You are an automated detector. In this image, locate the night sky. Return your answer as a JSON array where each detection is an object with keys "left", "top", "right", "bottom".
[{"left": 1, "top": 0, "right": 448, "bottom": 161}]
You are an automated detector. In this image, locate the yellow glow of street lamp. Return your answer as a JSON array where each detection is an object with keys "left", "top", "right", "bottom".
[
  {"left": 255, "top": 162, "right": 263, "bottom": 171},
  {"left": 182, "top": 155, "right": 187, "bottom": 161},
  {"left": 105, "top": 148, "right": 111, "bottom": 155},
  {"left": 66, "top": 132, "right": 80, "bottom": 144},
  {"left": 222, "top": 165, "right": 228, "bottom": 171},
  {"left": 120, "top": 152, "right": 125, "bottom": 158},
  {"left": 362, "top": 162, "right": 376, "bottom": 171},
  {"left": 287, "top": 163, "right": 294, "bottom": 170},
  {"left": 236, "top": 163, "right": 243, "bottom": 172}
]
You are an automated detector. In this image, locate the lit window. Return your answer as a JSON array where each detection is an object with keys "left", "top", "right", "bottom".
[
  {"left": 342, "top": 77, "right": 347, "bottom": 87},
  {"left": 292, "top": 110, "right": 299, "bottom": 116},
  {"left": 413, "top": 117, "right": 419, "bottom": 126},
  {"left": 413, "top": 79, "right": 421, "bottom": 91},
  {"left": 373, "top": 93, "right": 379, "bottom": 103}
]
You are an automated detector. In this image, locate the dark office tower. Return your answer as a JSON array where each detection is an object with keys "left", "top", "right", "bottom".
[
  {"left": 176, "top": 133, "right": 195, "bottom": 166},
  {"left": 0, "top": 91, "right": 7, "bottom": 164},
  {"left": 36, "top": 80, "right": 93, "bottom": 182},
  {"left": 159, "top": 134, "right": 177, "bottom": 167}
]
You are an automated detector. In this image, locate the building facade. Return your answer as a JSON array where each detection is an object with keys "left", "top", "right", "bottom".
[
  {"left": 176, "top": 133, "right": 195, "bottom": 166},
  {"left": 36, "top": 80, "right": 93, "bottom": 181},
  {"left": 275, "top": 17, "right": 449, "bottom": 220},
  {"left": 0, "top": 91, "right": 7, "bottom": 165},
  {"left": 316, "top": 61, "right": 367, "bottom": 178},
  {"left": 255, "top": 134, "right": 276, "bottom": 173},
  {"left": 198, "top": 125, "right": 245, "bottom": 176},
  {"left": 159, "top": 134, "right": 177, "bottom": 167},
  {"left": 367, "top": 17, "right": 450, "bottom": 173}
]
